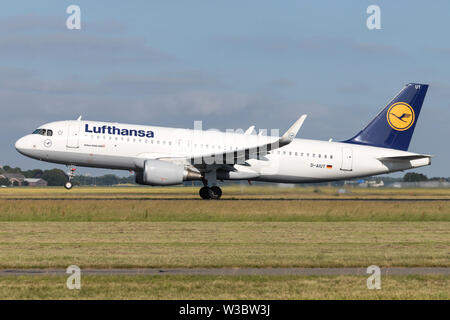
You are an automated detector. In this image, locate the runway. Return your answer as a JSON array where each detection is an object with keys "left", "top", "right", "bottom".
[
  {"left": 1, "top": 267, "right": 449, "bottom": 276},
  {"left": 2, "top": 197, "right": 450, "bottom": 201}
]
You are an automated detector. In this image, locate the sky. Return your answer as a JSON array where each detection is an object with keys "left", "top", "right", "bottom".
[{"left": 0, "top": 0, "right": 449, "bottom": 177}]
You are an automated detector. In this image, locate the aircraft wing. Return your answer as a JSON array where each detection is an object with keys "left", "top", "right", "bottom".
[
  {"left": 186, "top": 114, "right": 307, "bottom": 165},
  {"left": 154, "top": 114, "right": 307, "bottom": 167}
]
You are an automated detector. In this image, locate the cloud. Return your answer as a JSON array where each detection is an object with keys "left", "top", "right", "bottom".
[
  {"left": 0, "top": 67, "right": 262, "bottom": 132},
  {"left": 0, "top": 15, "right": 172, "bottom": 65},
  {"left": 336, "top": 84, "right": 371, "bottom": 94},
  {"left": 208, "top": 34, "right": 406, "bottom": 59},
  {"left": 0, "top": 14, "right": 127, "bottom": 34}
]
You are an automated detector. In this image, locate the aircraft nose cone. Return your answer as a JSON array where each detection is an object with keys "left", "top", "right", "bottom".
[{"left": 15, "top": 136, "right": 27, "bottom": 153}]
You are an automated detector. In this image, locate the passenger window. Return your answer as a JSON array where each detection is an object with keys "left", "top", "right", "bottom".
[
  {"left": 46, "top": 130, "right": 53, "bottom": 136},
  {"left": 295, "top": 152, "right": 298, "bottom": 156},
  {"left": 330, "top": 155, "right": 333, "bottom": 159}
]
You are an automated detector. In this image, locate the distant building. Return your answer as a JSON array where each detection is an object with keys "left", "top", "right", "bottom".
[
  {"left": 24, "top": 178, "right": 48, "bottom": 187},
  {"left": 388, "top": 181, "right": 450, "bottom": 188},
  {"left": 0, "top": 173, "right": 25, "bottom": 186}
]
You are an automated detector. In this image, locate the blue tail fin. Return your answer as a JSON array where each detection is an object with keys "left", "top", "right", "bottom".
[{"left": 344, "top": 83, "right": 428, "bottom": 151}]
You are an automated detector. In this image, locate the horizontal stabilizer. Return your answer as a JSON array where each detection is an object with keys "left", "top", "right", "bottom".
[{"left": 377, "top": 154, "right": 431, "bottom": 161}]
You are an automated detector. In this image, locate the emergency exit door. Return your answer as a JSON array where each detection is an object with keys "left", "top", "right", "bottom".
[{"left": 67, "top": 123, "right": 80, "bottom": 148}]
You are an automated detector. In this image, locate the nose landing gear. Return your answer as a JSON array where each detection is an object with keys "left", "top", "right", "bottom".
[{"left": 64, "top": 167, "right": 76, "bottom": 190}]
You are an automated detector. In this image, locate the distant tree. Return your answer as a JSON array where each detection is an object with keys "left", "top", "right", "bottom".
[
  {"left": 41, "top": 169, "right": 67, "bottom": 186},
  {"left": 72, "top": 175, "right": 93, "bottom": 185},
  {"left": 0, "top": 178, "right": 10, "bottom": 186},
  {"left": 119, "top": 175, "right": 136, "bottom": 184},
  {"left": 403, "top": 172, "right": 428, "bottom": 182},
  {"left": 23, "top": 169, "right": 44, "bottom": 178},
  {"left": 12, "top": 180, "right": 19, "bottom": 186},
  {"left": 97, "top": 174, "right": 120, "bottom": 186},
  {"left": 2, "top": 166, "right": 22, "bottom": 174},
  {"left": 429, "top": 177, "right": 448, "bottom": 182}
]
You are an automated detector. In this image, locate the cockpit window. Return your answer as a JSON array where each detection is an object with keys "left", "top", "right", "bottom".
[{"left": 32, "top": 129, "right": 49, "bottom": 136}]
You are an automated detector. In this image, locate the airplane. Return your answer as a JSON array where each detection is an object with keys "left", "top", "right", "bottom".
[{"left": 15, "top": 83, "right": 431, "bottom": 199}]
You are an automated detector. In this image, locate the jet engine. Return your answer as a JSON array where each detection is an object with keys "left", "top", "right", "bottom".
[{"left": 135, "top": 159, "right": 202, "bottom": 186}]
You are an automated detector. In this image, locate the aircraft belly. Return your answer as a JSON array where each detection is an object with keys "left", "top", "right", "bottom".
[{"left": 43, "top": 149, "right": 135, "bottom": 170}]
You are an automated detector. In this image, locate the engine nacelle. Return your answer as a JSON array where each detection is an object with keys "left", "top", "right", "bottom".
[{"left": 135, "top": 160, "right": 202, "bottom": 186}]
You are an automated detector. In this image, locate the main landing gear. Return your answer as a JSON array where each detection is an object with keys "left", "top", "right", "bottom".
[
  {"left": 64, "top": 167, "right": 76, "bottom": 190},
  {"left": 199, "top": 173, "right": 222, "bottom": 200},
  {"left": 199, "top": 185, "right": 222, "bottom": 200}
]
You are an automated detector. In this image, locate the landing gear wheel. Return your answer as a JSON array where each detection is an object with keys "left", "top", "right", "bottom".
[
  {"left": 199, "top": 186, "right": 211, "bottom": 199},
  {"left": 65, "top": 166, "right": 76, "bottom": 190},
  {"left": 210, "top": 186, "right": 222, "bottom": 199},
  {"left": 64, "top": 181, "right": 73, "bottom": 190},
  {"left": 199, "top": 186, "right": 222, "bottom": 200}
]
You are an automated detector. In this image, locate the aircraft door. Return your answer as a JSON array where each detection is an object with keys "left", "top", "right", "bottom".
[
  {"left": 67, "top": 123, "right": 80, "bottom": 148},
  {"left": 340, "top": 147, "right": 353, "bottom": 171}
]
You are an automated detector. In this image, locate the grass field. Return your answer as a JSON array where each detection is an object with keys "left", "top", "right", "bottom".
[
  {"left": 0, "top": 221, "right": 448, "bottom": 268},
  {"left": 2, "top": 185, "right": 450, "bottom": 199},
  {"left": 0, "top": 186, "right": 449, "bottom": 299},
  {"left": 0, "top": 275, "right": 448, "bottom": 299}
]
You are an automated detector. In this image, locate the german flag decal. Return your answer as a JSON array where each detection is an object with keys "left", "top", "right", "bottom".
[{"left": 326, "top": 165, "right": 333, "bottom": 169}]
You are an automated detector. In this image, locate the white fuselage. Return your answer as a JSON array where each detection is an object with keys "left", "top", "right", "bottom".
[{"left": 15, "top": 120, "right": 430, "bottom": 183}]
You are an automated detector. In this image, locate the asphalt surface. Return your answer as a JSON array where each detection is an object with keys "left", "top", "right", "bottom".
[
  {"left": 2, "top": 198, "right": 450, "bottom": 201},
  {"left": 1, "top": 267, "right": 449, "bottom": 276}
]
